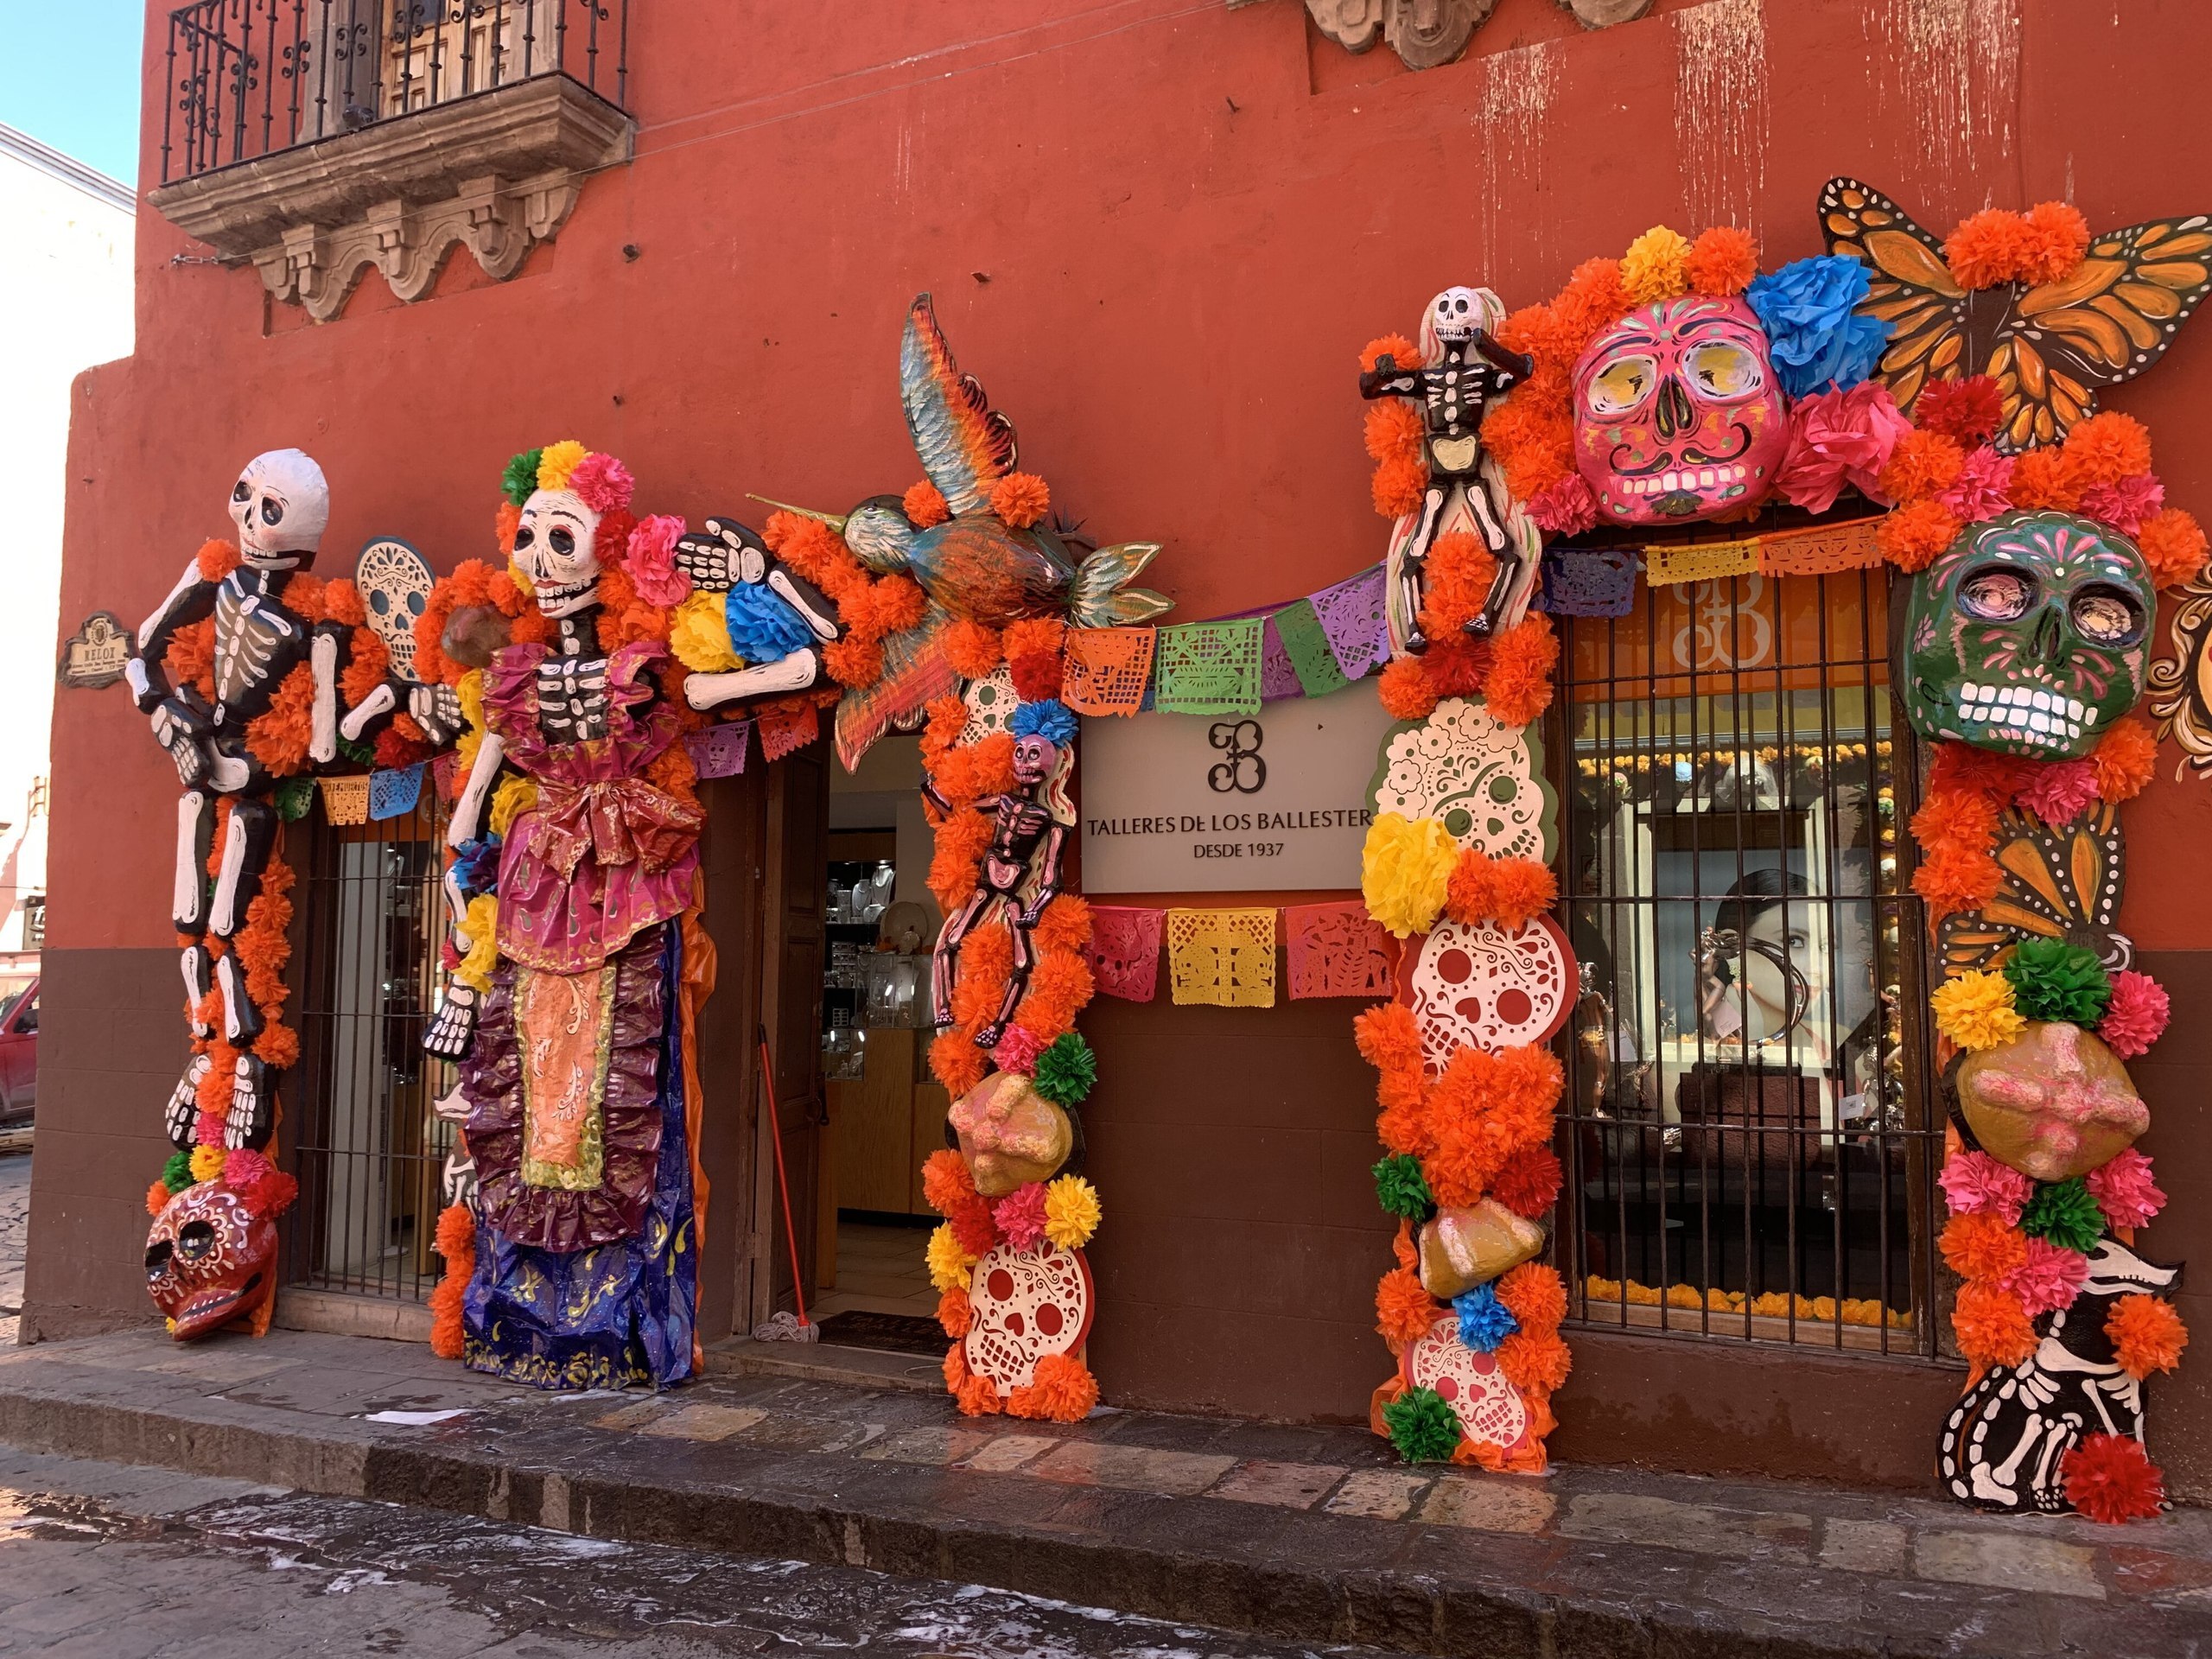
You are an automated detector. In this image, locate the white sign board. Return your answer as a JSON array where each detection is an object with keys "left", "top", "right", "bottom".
[{"left": 1078, "top": 680, "right": 1395, "bottom": 893}]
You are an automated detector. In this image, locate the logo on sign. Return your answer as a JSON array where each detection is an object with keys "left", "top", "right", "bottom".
[{"left": 1207, "top": 720, "right": 1266, "bottom": 794}]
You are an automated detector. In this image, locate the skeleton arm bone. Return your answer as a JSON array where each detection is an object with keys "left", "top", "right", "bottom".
[
  {"left": 127, "top": 563, "right": 219, "bottom": 713},
  {"left": 1471, "top": 332, "right": 1535, "bottom": 386},
  {"left": 1015, "top": 822, "right": 1070, "bottom": 926},
  {"left": 1358, "top": 358, "right": 1424, "bottom": 400},
  {"left": 446, "top": 732, "right": 508, "bottom": 850},
  {"left": 308, "top": 626, "right": 347, "bottom": 764}
]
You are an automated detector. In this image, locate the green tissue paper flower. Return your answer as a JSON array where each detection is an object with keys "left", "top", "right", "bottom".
[
  {"left": 1372, "top": 1154, "right": 1433, "bottom": 1222},
  {"left": 501, "top": 448, "right": 545, "bottom": 509},
  {"left": 159, "top": 1152, "right": 194, "bottom": 1195},
  {"left": 1382, "top": 1386, "right": 1463, "bottom": 1464},
  {"left": 2003, "top": 937, "right": 2112, "bottom": 1027},
  {"left": 2021, "top": 1176, "right": 2107, "bottom": 1255},
  {"left": 1031, "top": 1033, "right": 1097, "bottom": 1108}
]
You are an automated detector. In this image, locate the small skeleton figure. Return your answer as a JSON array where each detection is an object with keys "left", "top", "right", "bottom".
[
  {"left": 925, "top": 701, "right": 1074, "bottom": 1048},
  {"left": 126, "top": 449, "right": 347, "bottom": 1152},
  {"left": 670, "top": 516, "right": 846, "bottom": 711},
  {"left": 1360, "top": 286, "right": 1535, "bottom": 651},
  {"left": 1941, "top": 1234, "right": 2179, "bottom": 1514}
]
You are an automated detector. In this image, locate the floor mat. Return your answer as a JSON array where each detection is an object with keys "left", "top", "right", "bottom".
[{"left": 813, "top": 1309, "right": 947, "bottom": 1356}]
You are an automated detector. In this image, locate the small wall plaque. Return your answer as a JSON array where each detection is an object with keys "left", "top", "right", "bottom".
[{"left": 58, "top": 612, "right": 131, "bottom": 690}]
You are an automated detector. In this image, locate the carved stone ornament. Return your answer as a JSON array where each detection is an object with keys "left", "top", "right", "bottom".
[
  {"left": 58, "top": 611, "right": 131, "bottom": 690},
  {"left": 1244, "top": 0, "right": 1651, "bottom": 71},
  {"left": 147, "top": 77, "right": 632, "bottom": 324}
]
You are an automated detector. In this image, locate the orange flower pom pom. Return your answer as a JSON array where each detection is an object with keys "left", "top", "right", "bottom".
[
  {"left": 1497, "top": 1262, "right": 1568, "bottom": 1334},
  {"left": 1945, "top": 208, "right": 2036, "bottom": 289},
  {"left": 1489, "top": 858, "right": 1556, "bottom": 930},
  {"left": 1353, "top": 1001, "right": 1424, "bottom": 1076},
  {"left": 494, "top": 499, "right": 523, "bottom": 556},
  {"left": 903, "top": 482, "right": 950, "bottom": 529},
  {"left": 1370, "top": 454, "right": 1428, "bottom": 521},
  {"left": 1490, "top": 1146, "right": 1564, "bottom": 1220},
  {"left": 930, "top": 1030, "right": 990, "bottom": 1096},
  {"left": 1421, "top": 638, "right": 1490, "bottom": 699},
  {"left": 1364, "top": 398, "right": 1427, "bottom": 466},
  {"left": 1376, "top": 1266, "right": 1440, "bottom": 1351},
  {"left": 196, "top": 538, "right": 242, "bottom": 582},
  {"left": 1483, "top": 613, "right": 1558, "bottom": 728},
  {"left": 1497, "top": 1328, "right": 1572, "bottom": 1395},
  {"left": 955, "top": 1370, "right": 1005, "bottom": 1418},
  {"left": 2139, "top": 507, "right": 2209, "bottom": 590},
  {"left": 255, "top": 1021, "right": 300, "bottom": 1070},
  {"left": 1016, "top": 948, "right": 1094, "bottom": 1043},
  {"left": 2021, "top": 200, "right": 2091, "bottom": 287},
  {"left": 928, "top": 812, "right": 992, "bottom": 911},
  {"left": 2006, "top": 446, "right": 2083, "bottom": 512},
  {"left": 1941, "top": 1211, "right": 2029, "bottom": 1283},
  {"left": 937, "top": 1284, "right": 975, "bottom": 1338},
  {"left": 1954, "top": 1281, "right": 2038, "bottom": 1366},
  {"left": 2107, "top": 1294, "right": 2188, "bottom": 1380},
  {"left": 1878, "top": 429, "right": 1966, "bottom": 503},
  {"left": 317, "top": 577, "right": 366, "bottom": 627},
  {"left": 1877, "top": 499, "right": 1962, "bottom": 572},
  {"left": 990, "top": 472, "right": 1051, "bottom": 529},
  {"left": 245, "top": 664, "right": 317, "bottom": 776},
  {"left": 1684, "top": 226, "right": 1759, "bottom": 296},
  {"left": 1377, "top": 656, "right": 1440, "bottom": 721},
  {"left": 1914, "top": 845, "right": 2004, "bottom": 919},
  {"left": 2091, "top": 715, "right": 2158, "bottom": 804},
  {"left": 943, "top": 618, "right": 1004, "bottom": 681},
  {"left": 2063, "top": 411, "right": 2153, "bottom": 488},
  {"left": 429, "top": 1202, "right": 475, "bottom": 1360},
  {"left": 1033, "top": 893, "right": 1093, "bottom": 953},
  {"left": 146, "top": 1179, "right": 170, "bottom": 1217},
  {"left": 1416, "top": 534, "right": 1498, "bottom": 639},
  {"left": 1360, "top": 334, "right": 1422, "bottom": 375},
  {"left": 1007, "top": 1351, "right": 1098, "bottom": 1422},
  {"left": 1376, "top": 1090, "right": 1429, "bottom": 1160},
  {"left": 920, "top": 1147, "right": 976, "bottom": 1214},
  {"left": 823, "top": 637, "right": 884, "bottom": 688}
]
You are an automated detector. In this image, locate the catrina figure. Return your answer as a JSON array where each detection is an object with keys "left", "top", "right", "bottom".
[{"left": 1360, "top": 286, "right": 1537, "bottom": 652}]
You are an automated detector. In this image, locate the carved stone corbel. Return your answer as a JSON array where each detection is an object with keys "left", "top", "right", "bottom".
[
  {"left": 1287, "top": 0, "right": 1649, "bottom": 69},
  {"left": 454, "top": 175, "right": 530, "bottom": 281}
]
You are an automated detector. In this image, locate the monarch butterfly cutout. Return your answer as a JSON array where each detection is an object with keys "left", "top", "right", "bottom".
[
  {"left": 1819, "top": 178, "right": 2212, "bottom": 452},
  {"left": 1936, "top": 802, "right": 2131, "bottom": 981}
]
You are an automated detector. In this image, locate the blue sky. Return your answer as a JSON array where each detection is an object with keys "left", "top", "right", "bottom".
[{"left": 1, "top": 3, "right": 144, "bottom": 185}]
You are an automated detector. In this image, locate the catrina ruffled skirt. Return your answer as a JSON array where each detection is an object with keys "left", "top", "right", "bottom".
[{"left": 459, "top": 921, "right": 697, "bottom": 1390}]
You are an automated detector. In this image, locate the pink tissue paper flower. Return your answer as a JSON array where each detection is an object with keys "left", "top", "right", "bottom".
[
  {"left": 2015, "top": 759, "right": 2100, "bottom": 828},
  {"left": 1939, "top": 445, "right": 2016, "bottom": 524},
  {"left": 993, "top": 1182, "right": 1049, "bottom": 1250},
  {"left": 2088, "top": 1147, "right": 2167, "bottom": 1230},
  {"left": 990, "top": 1025, "right": 1045, "bottom": 1076},
  {"left": 624, "top": 514, "right": 691, "bottom": 608},
  {"left": 1774, "top": 382, "right": 1911, "bottom": 513},
  {"left": 1529, "top": 474, "right": 1599, "bottom": 537},
  {"left": 1939, "top": 1149, "right": 2033, "bottom": 1225},
  {"left": 568, "top": 451, "right": 636, "bottom": 514},
  {"left": 2099, "top": 969, "right": 2171, "bottom": 1061},
  {"left": 2080, "top": 474, "right": 2165, "bottom": 538},
  {"left": 2005, "top": 1236, "right": 2088, "bottom": 1318}
]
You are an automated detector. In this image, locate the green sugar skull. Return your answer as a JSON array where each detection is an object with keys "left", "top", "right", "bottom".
[{"left": 1898, "top": 509, "right": 2151, "bottom": 760}]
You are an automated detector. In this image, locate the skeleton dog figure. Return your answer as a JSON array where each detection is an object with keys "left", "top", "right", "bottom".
[
  {"left": 127, "top": 449, "right": 350, "bottom": 1154},
  {"left": 1940, "top": 1236, "right": 2180, "bottom": 1514},
  {"left": 1360, "top": 287, "right": 1538, "bottom": 652}
]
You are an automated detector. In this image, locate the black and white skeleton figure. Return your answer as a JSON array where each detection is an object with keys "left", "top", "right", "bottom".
[
  {"left": 1360, "top": 286, "right": 1539, "bottom": 652},
  {"left": 669, "top": 516, "right": 846, "bottom": 711},
  {"left": 1940, "top": 1236, "right": 2181, "bottom": 1514},
  {"left": 126, "top": 449, "right": 346, "bottom": 1153}
]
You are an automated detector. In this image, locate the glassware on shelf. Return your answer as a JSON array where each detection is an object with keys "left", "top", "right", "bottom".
[
  {"left": 863, "top": 952, "right": 931, "bottom": 1029},
  {"left": 822, "top": 1026, "right": 867, "bottom": 1080}
]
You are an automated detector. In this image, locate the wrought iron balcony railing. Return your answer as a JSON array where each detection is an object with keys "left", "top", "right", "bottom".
[{"left": 161, "top": 0, "right": 630, "bottom": 186}]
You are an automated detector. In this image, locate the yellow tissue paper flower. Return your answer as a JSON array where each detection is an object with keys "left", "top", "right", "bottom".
[
  {"left": 1930, "top": 969, "right": 2025, "bottom": 1052},
  {"left": 536, "top": 440, "right": 588, "bottom": 493},
  {"left": 670, "top": 590, "right": 744, "bottom": 673},
  {"left": 507, "top": 557, "right": 537, "bottom": 599},
  {"left": 488, "top": 773, "right": 538, "bottom": 840},
  {"left": 1044, "top": 1175, "right": 1102, "bottom": 1250},
  {"left": 455, "top": 670, "right": 487, "bottom": 774},
  {"left": 1621, "top": 225, "right": 1692, "bottom": 305},
  {"left": 926, "top": 1222, "right": 976, "bottom": 1292},
  {"left": 188, "top": 1144, "right": 226, "bottom": 1184},
  {"left": 1361, "top": 811, "right": 1457, "bottom": 938},
  {"left": 454, "top": 893, "right": 500, "bottom": 994}
]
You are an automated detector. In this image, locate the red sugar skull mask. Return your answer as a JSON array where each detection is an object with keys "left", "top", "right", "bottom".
[
  {"left": 145, "top": 1181, "right": 280, "bottom": 1340},
  {"left": 1572, "top": 296, "right": 1789, "bottom": 525}
]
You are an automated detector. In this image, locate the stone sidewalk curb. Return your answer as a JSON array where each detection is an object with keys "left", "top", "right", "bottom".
[{"left": 0, "top": 1331, "right": 2204, "bottom": 1658}]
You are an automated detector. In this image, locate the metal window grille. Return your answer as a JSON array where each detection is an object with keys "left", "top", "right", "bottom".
[
  {"left": 161, "top": 0, "right": 632, "bottom": 186},
  {"left": 283, "top": 795, "right": 454, "bottom": 1301},
  {"left": 1556, "top": 567, "right": 1942, "bottom": 1355}
]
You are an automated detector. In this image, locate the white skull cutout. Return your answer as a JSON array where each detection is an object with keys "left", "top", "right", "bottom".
[
  {"left": 960, "top": 665, "right": 1021, "bottom": 745},
  {"left": 1403, "top": 1314, "right": 1538, "bottom": 1459},
  {"left": 230, "top": 448, "right": 329, "bottom": 568},
  {"left": 964, "top": 1239, "right": 1095, "bottom": 1395},
  {"left": 354, "top": 538, "right": 435, "bottom": 681},
  {"left": 1401, "top": 913, "right": 1574, "bottom": 1074},
  {"left": 1421, "top": 284, "right": 1505, "bottom": 353},
  {"left": 512, "top": 487, "right": 605, "bottom": 618}
]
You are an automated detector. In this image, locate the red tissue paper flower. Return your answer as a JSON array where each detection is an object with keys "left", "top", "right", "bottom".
[{"left": 2062, "top": 1433, "right": 2165, "bottom": 1524}]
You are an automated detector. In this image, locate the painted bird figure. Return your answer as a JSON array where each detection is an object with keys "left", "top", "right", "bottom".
[{"left": 787, "top": 295, "right": 1172, "bottom": 766}]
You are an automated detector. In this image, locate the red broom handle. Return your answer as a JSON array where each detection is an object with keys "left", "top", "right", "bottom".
[{"left": 757, "top": 1026, "right": 810, "bottom": 1328}]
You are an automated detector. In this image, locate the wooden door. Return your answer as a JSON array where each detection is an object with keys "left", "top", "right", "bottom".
[{"left": 753, "top": 743, "right": 830, "bottom": 1323}]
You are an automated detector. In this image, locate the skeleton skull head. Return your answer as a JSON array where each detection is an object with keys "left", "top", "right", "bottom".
[
  {"left": 1571, "top": 296, "right": 1789, "bottom": 524},
  {"left": 1900, "top": 510, "right": 2152, "bottom": 760},
  {"left": 512, "top": 487, "right": 606, "bottom": 618},
  {"left": 229, "top": 448, "right": 329, "bottom": 568},
  {"left": 1012, "top": 734, "right": 1060, "bottom": 788},
  {"left": 144, "top": 1181, "right": 279, "bottom": 1340},
  {"left": 1423, "top": 284, "right": 1505, "bottom": 352}
]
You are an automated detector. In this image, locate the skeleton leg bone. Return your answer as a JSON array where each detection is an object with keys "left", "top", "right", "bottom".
[
  {"left": 181, "top": 944, "right": 214, "bottom": 1039},
  {"left": 174, "top": 791, "right": 213, "bottom": 930},
  {"left": 214, "top": 950, "right": 264, "bottom": 1045},
  {"left": 209, "top": 798, "right": 276, "bottom": 939},
  {"left": 682, "top": 649, "right": 823, "bottom": 712},
  {"left": 931, "top": 887, "right": 995, "bottom": 1028},
  {"left": 976, "top": 921, "right": 1038, "bottom": 1050},
  {"left": 226, "top": 1053, "right": 276, "bottom": 1152}
]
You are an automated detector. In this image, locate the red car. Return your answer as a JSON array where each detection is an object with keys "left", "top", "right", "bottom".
[{"left": 0, "top": 979, "right": 37, "bottom": 1127}]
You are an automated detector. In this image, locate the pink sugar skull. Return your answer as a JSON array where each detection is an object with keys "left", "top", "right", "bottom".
[{"left": 1572, "top": 296, "right": 1789, "bottom": 525}]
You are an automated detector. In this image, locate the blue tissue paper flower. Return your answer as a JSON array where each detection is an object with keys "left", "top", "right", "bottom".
[
  {"left": 724, "top": 582, "right": 816, "bottom": 664},
  {"left": 1745, "top": 256, "right": 1892, "bottom": 398},
  {"left": 1009, "top": 697, "right": 1079, "bottom": 747},
  {"left": 1452, "top": 1282, "right": 1520, "bottom": 1354},
  {"left": 450, "top": 834, "right": 502, "bottom": 899}
]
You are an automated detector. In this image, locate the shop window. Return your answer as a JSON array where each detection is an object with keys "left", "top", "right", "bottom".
[{"left": 1558, "top": 569, "right": 1942, "bottom": 1354}]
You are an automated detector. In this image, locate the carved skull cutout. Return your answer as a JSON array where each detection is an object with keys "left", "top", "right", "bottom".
[
  {"left": 144, "top": 1181, "right": 278, "bottom": 1340},
  {"left": 1400, "top": 913, "right": 1575, "bottom": 1074},
  {"left": 1403, "top": 1315, "right": 1537, "bottom": 1459},
  {"left": 1424, "top": 283, "right": 1503, "bottom": 351},
  {"left": 512, "top": 487, "right": 606, "bottom": 618},
  {"left": 1571, "top": 296, "right": 1789, "bottom": 524},
  {"left": 229, "top": 448, "right": 330, "bottom": 568},
  {"left": 1901, "top": 510, "right": 2152, "bottom": 760},
  {"left": 963, "top": 1240, "right": 1095, "bottom": 1395}
]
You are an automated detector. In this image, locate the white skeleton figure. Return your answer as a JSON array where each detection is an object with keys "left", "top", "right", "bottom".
[
  {"left": 127, "top": 450, "right": 348, "bottom": 1154},
  {"left": 1359, "top": 286, "right": 1540, "bottom": 652},
  {"left": 671, "top": 517, "right": 844, "bottom": 711},
  {"left": 1940, "top": 1236, "right": 2180, "bottom": 1514}
]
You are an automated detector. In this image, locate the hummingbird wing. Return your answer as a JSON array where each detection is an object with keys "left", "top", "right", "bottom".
[
  {"left": 901, "top": 294, "right": 1018, "bottom": 516},
  {"left": 833, "top": 601, "right": 960, "bottom": 771}
]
